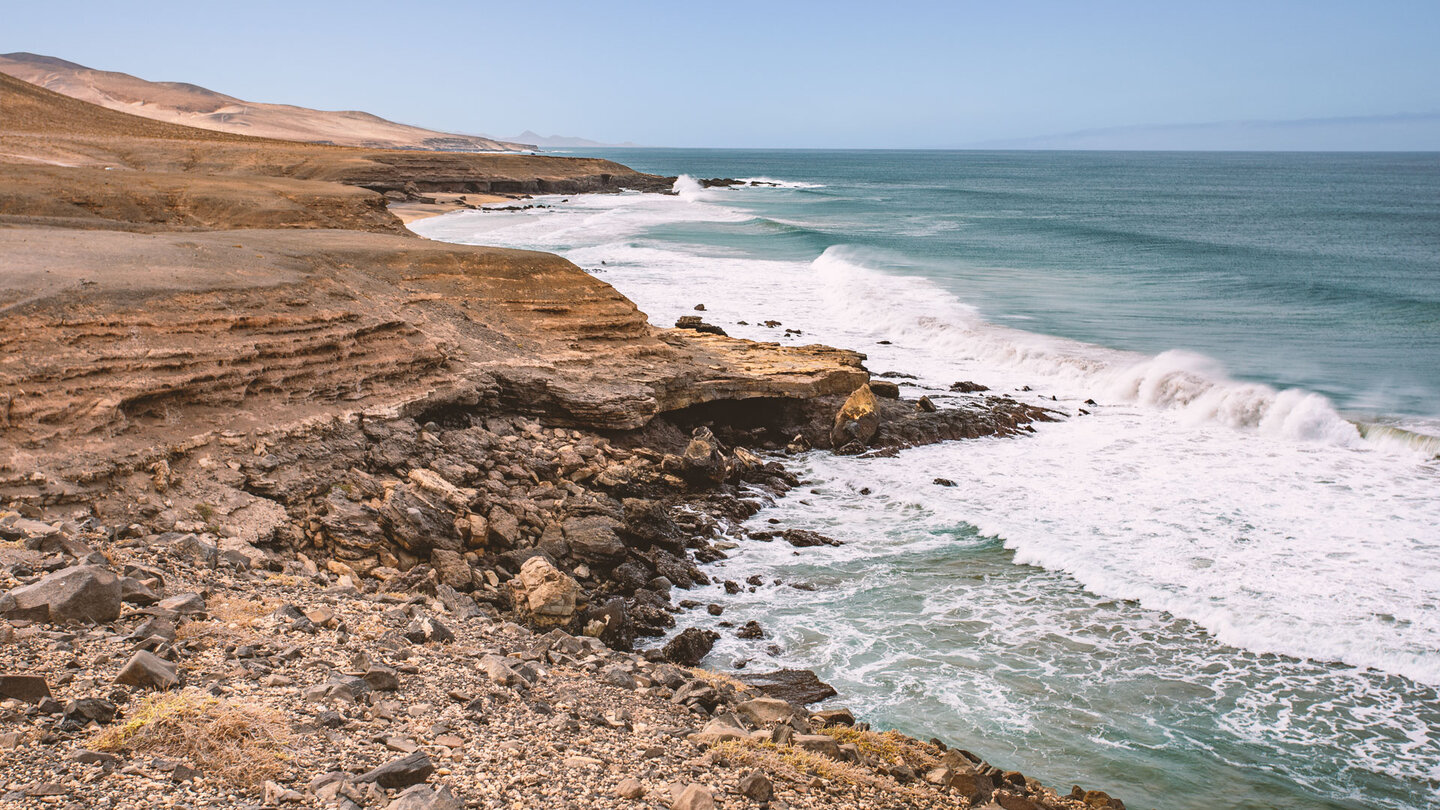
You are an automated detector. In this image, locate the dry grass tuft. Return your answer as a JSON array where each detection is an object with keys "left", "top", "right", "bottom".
[
  {"left": 821, "top": 725, "right": 941, "bottom": 771},
  {"left": 686, "top": 667, "right": 749, "bottom": 693},
  {"left": 93, "top": 690, "right": 293, "bottom": 787},
  {"left": 175, "top": 595, "right": 276, "bottom": 645},
  {"left": 707, "top": 738, "right": 936, "bottom": 801}
]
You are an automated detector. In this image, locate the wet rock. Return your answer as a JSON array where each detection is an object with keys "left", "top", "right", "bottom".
[
  {"left": 736, "top": 620, "right": 764, "bottom": 639},
  {"left": 950, "top": 380, "right": 990, "bottom": 393},
  {"left": 740, "top": 669, "right": 838, "bottom": 705},
  {"left": 114, "top": 651, "right": 179, "bottom": 690},
  {"left": 662, "top": 627, "right": 719, "bottom": 666},
  {"left": 869, "top": 380, "right": 901, "bottom": 398},
  {"left": 830, "top": 384, "right": 880, "bottom": 449},
  {"left": 680, "top": 427, "right": 727, "bottom": 485},
  {"left": 583, "top": 598, "right": 634, "bottom": 650},
  {"left": 357, "top": 751, "right": 434, "bottom": 789},
  {"left": 674, "top": 316, "right": 727, "bottom": 336},
  {"left": 782, "top": 529, "right": 840, "bottom": 548},
  {"left": 917, "top": 395, "right": 938, "bottom": 413},
  {"left": 738, "top": 769, "right": 774, "bottom": 802},
  {"left": 0, "top": 565, "right": 121, "bottom": 624},
  {"left": 0, "top": 674, "right": 51, "bottom": 703}
]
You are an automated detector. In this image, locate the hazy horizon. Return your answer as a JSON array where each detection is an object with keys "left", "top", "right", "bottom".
[{"left": 5, "top": 0, "right": 1439, "bottom": 150}]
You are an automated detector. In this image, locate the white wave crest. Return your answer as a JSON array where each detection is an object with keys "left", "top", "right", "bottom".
[{"left": 736, "top": 176, "right": 827, "bottom": 189}]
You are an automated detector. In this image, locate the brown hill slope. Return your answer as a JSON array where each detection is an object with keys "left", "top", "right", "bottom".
[{"left": 0, "top": 51, "right": 534, "bottom": 151}]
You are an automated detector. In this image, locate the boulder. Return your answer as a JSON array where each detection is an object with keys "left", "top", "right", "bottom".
[
  {"left": 487, "top": 507, "right": 521, "bottom": 548},
  {"left": 563, "top": 515, "right": 626, "bottom": 562},
  {"left": 869, "top": 380, "right": 901, "bottom": 398},
  {"left": 0, "top": 565, "right": 121, "bottom": 624},
  {"left": 0, "top": 674, "right": 51, "bottom": 703},
  {"left": 830, "top": 384, "right": 880, "bottom": 449},
  {"left": 692, "top": 719, "right": 748, "bottom": 746},
  {"left": 509, "top": 556, "right": 580, "bottom": 625},
  {"left": 735, "top": 697, "right": 796, "bottom": 726},
  {"left": 679, "top": 427, "right": 727, "bottom": 485},
  {"left": 429, "top": 549, "right": 472, "bottom": 591},
  {"left": 794, "top": 733, "right": 843, "bottom": 759},
  {"left": 662, "top": 627, "right": 719, "bottom": 666},
  {"left": 114, "top": 651, "right": 179, "bottom": 690},
  {"left": 917, "top": 395, "right": 937, "bottom": 412},
  {"left": 357, "top": 751, "right": 434, "bottom": 790}
]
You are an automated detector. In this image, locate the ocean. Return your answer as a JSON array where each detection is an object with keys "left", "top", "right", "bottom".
[{"left": 413, "top": 149, "right": 1440, "bottom": 810}]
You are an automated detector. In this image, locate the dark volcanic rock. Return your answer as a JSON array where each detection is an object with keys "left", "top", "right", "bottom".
[
  {"left": 0, "top": 565, "right": 121, "bottom": 624},
  {"left": 357, "top": 751, "right": 434, "bottom": 789},
  {"left": 674, "top": 316, "right": 727, "bottom": 336},
  {"left": 740, "top": 669, "right": 838, "bottom": 705},
  {"left": 662, "top": 627, "right": 720, "bottom": 666},
  {"left": 782, "top": 529, "right": 840, "bottom": 548},
  {"left": 0, "top": 673, "right": 51, "bottom": 703}
]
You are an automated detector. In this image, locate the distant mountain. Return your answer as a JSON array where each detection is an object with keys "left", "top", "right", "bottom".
[
  {"left": 502, "top": 130, "right": 641, "bottom": 149},
  {"left": 0, "top": 52, "right": 536, "bottom": 152},
  {"left": 969, "top": 112, "right": 1440, "bottom": 151}
]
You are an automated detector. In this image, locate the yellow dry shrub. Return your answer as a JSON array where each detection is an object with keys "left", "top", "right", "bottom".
[
  {"left": 821, "top": 725, "right": 942, "bottom": 771},
  {"left": 707, "top": 738, "right": 938, "bottom": 802},
  {"left": 685, "top": 667, "right": 749, "bottom": 693},
  {"left": 175, "top": 595, "right": 275, "bottom": 645},
  {"left": 92, "top": 690, "right": 293, "bottom": 787}
]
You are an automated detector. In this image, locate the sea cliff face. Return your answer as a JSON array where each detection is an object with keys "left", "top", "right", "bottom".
[{"left": 0, "top": 71, "right": 1107, "bottom": 809}]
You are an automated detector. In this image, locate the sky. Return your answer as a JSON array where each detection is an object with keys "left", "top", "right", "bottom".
[{"left": 5, "top": 0, "right": 1440, "bottom": 149}]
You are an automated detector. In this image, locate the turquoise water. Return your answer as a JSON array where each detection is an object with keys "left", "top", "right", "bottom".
[
  {"left": 579, "top": 149, "right": 1440, "bottom": 421},
  {"left": 416, "top": 150, "right": 1440, "bottom": 810}
]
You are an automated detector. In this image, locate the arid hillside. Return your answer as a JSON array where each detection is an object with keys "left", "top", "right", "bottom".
[{"left": 0, "top": 51, "right": 535, "bottom": 151}]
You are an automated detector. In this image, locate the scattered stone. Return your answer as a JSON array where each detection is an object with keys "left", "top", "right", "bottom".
[
  {"left": 263, "top": 780, "right": 303, "bottom": 804},
  {"left": 674, "top": 316, "right": 727, "bottom": 336},
  {"left": 671, "top": 783, "right": 715, "bottom": 810},
  {"left": 384, "top": 784, "right": 462, "bottom": 810},
  {"left": 916, "top": 395, "right": 938, "bottom": 412},
  {"left": 114, "top": 650, "right": 179, "bottom": 690},
  {"left": 950, "top": 380, "right": 990, "bottom": 392},
  {"left": 403, "top": 616, "right": 454, "bottom": 644},
  {"left": 738, "top": 769, "right": 774, "bottom": 802},
  {"left": 357, "top": 751, "right": 434, "bottom": 789},
  {"left": 934, "top": 477, "right": 956, "bottom": 487},
  {"left": 0, "top": 673, "right": 51, "bottom": 703},
  {"left": 615, "top": 776, "right": 646, "bottom": 800}
]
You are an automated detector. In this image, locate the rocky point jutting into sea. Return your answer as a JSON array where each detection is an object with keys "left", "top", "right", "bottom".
[{"left": 0, "top": 70, "right": 1120, "bottom": 809}]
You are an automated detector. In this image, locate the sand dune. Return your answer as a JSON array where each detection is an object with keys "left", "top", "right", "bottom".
[{"left": 0, "top": 51, "right": 535, "bottom": 152}]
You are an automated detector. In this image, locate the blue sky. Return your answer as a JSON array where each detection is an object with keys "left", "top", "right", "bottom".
[{"left": 5, "top": 1, "right": 1439, "bottom": 148}]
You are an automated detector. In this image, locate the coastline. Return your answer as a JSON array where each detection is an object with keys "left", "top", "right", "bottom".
[
  {"left": 0, "top": 71, "right": 1124, "bottom": 809},
  {"left": 388, "top": 193, "right": 518, "bottom": 225}
]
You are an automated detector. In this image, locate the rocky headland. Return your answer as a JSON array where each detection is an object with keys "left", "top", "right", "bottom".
[{"left": 0, "top": 69, "right": 1121, "bottom": 809}]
